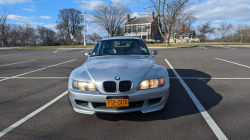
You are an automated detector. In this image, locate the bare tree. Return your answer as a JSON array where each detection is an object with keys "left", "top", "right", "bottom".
[
  {"left": 56, "top": 8, "right": 83, "bottom": 45},
  {"left": 235, "top": 24, "right": 250, "bottom": 43},
  {"left": 197, "top": 22, "right": 213, "bottom": 41},
  {"left": 6, "top": 25, "right": 19, "bottom": 46},
  {"left": 75, "top": 33, "right": 84, "bottom": 45},
  {"left": 213, "top": 22, "right": 233, "bottom": 42},
  {"left": 171, "top": 11, "right": 197, "bottom": 39},
  {"left": 90, "top": 1, "right": 130, "bottom": 37},
  {"left": 37, "top": 25, "right": 56, "bottom": 46},
  {"left": 17, "top": 23, "right": 36, "bottom": 46},
  {"left": 87, "top": 33, "right": 103, "bottom": 44},
  {"left": 147, "top": 0, "right": 197, "bottom": 47},
  {"left": 57, "top": 29, "right": 68, "bottom": 45},
  {"left": 0, "top": 8, "right": 11, "bottom": 47}
]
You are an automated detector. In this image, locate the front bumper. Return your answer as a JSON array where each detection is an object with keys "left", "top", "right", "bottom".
[{"left": 68, "top": 85, "right": 170, "bottom": 115}]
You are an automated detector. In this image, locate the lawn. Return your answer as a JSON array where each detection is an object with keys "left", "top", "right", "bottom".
[
  {"left": 18, "top": 42, "right": 250, "bottom": 49},
  {"left": 147, "top": 42, "right": 250, "bottom": 47},
  {"left": 19, "top": 45, "right": 95, "bottom": 49}
]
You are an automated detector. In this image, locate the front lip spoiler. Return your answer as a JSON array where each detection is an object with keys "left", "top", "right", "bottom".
[
  {"left": 73, "top": 104, "right": 165, "bottom": 115},
  {"left": 73, "top": 108, "right": 96, "bottom": 115},
  {"left": 69, "top": 90, "right": 170, "bottom": 115}
]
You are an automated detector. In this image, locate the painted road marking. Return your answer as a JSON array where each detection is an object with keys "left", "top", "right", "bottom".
[
  {"left": 215, "top": 58, "right": 250, "bottom": 69},
  {"left": 0, "top": 77, "right": 250, "bottom": 80},
  {"left": 170, "top": 77, "right": 250, "bottom": 80},
  {"left": 0, "top": 77, "right": 69, "bottom": 79},
  {"left": 0, "top": 91, "right": 68, "bottom": 138},
  {"left": 165, "top": 59, "right": 228, "bottom": 140},
  {"left": 53, "top": 49, "right": 60, "bottom": 53},
  {"left": 0, "top": 60, "right": 36, "bottom": 67},
  {"left": 0, "top": 59, "right": 76, "bottom": 82},
  {"left": 199, "top": 46, "right": 207, "bottom": 49}
]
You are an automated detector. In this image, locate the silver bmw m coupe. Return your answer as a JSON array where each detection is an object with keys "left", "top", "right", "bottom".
[{"left": 68, "top": 37, "right": 170, "bottom": 115}]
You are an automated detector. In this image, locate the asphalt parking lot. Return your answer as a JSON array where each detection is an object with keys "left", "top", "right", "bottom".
[{"left": 0, "top": 46, "right": 250, "bottom": 140}]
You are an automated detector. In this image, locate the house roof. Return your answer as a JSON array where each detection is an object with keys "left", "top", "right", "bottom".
[
  {"left": 101, "top": 36, "right": 142, "bottom": 41},
  {"left": 179, "top": 30, "right": 196, "bottom": 36},
  {"left": 125, "top": 17, "right": 154, "bottom": 25},
  {"left": 156, "top": 30, "right": 196, "bottom": 37}
]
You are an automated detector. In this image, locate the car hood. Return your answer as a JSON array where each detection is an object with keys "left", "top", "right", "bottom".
[
  {"left": 85, "top": 55, "right": 153, "bottom": 81},
  {"left": 70, "top": 55, "right": 168, "bottom": 94}
]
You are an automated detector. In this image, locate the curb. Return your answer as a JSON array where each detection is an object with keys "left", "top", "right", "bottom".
[
  {"left": 205, "top": 45, "right": 250, "bottom": 47},
  {"left": 58, "top": 48, "right": 93, "bottom": 50},
  {"left": 148, "top": 47, "right": 178, "bottom": 49},
  {"left": 0, "top": 47, "right": 19, "bottom": 50}
]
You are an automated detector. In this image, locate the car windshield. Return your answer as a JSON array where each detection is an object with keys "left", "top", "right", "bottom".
[{"left": 92, "top": 39, "right": 150, "bottom": 56}]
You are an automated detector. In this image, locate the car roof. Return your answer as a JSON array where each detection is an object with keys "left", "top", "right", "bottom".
[{"left": 100, "top": 36, "right": 142, "bottom": 41}]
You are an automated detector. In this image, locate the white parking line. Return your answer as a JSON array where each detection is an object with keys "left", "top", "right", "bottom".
[
  {"left": 0, "top": 77, "right": 249, "bottom": 80},
  {"left": 215, "top": 58, "right": 250, "bottom": 69},
  {"left": 0, "top": 59, "right": 76, "bottom": 82},
  {"left": 170, "top": 77, "right": 250, "bottom": 80},
  {"left": 0, "top": 77, "right": 69, "bottom": 79},
  {"left": 199, "top": 46, "right": 207, "bottom": 49},
  {"left": 165, "top": 59, "right": 228, "bottom": 140},
  {"left": 0, "top": 60, "right": 36, "bottom": 67},
  {"left": 0, "top": 91, "right": 68, "bottom": 138},
  {"left": 53, "top": 49, "right": 60, "bottom": 53}
]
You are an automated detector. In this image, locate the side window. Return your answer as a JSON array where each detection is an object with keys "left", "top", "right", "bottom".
[
  {"left": 92, "top": 41, "right": 103, "bottom": 55},
  {"left": 139, "top": 40, "right": 149, "bottom": 54}
]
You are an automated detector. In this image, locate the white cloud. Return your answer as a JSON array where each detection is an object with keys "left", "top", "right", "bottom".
[
  {"left": 31, "top": 5, "right": 35, "bottom": 8},
  {"left": 43, "top": 24, "right": 56, "bottom": 29},
  {"left": 77, "top": 0, "right": 103, "bottom": 10},
  {"left": 76, "top": 0, "right": 147, "bottom": 10},
  {"left": 14, "top": 22, "right": 56, "bottom": 29},
  {"left": 194, "top": 0, "right": 250, "bottom": 23},
  {"left": 0, "top": 0, "right": 32, "bottom": 4},
  {"left": 22, "top": 8, "right": 35, "bottom": 12},
  {"left": 8, "top": 15, "right": 32, "bottom": 22},
  {"left": 114, "top": 0, "right": 146, "bottom": 5},
  {"left": 40, "top": 16, "right": 52, "bottom": 19},
  {"left": 130, "top": 12, "right": 151, "bottom": 18}
]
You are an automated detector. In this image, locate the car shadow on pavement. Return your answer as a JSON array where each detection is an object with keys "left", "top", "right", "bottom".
[{"left": 96, "top": 69, "right": 223, "bottom": 121}]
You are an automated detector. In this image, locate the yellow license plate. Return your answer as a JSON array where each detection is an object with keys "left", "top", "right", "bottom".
[{"left": 106, "top": 96, "right": 129, "bottom": 107}]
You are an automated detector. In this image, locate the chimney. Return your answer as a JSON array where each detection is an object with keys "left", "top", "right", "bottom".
[
  {"left": 127, "top": 15, "right": 130, "bottom": 22},
  {"left": 182, "top": 24, "right": 186, "bottom": 32},
  {"left": 152, "top": 12, "right": 155, "bottom": 19}
]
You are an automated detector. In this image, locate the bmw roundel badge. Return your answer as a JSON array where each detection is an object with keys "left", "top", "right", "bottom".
[{"left": 115, "top": 76, "right": 120, "bottom": 80}]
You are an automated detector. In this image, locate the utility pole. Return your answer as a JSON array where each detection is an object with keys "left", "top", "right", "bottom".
[{"left": 83, "top": 0, "right": 86, "bottom": 46}]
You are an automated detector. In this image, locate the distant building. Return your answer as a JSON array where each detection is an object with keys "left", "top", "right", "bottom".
[
  {"left": 124, "top": 12, "right": 163, "bottom": 41},
  {"left": 177, "top": 30, "right": 196, "bottom": 39},
  {"left": 124, "top": 13, "right": 198, "bottom": 42}
]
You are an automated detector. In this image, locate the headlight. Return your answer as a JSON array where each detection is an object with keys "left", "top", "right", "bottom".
[
  {"left": 138, "top": 78, "right": 165, "bottom": 90},
  {"left": 72, "top": 80, "right": 98, "bottom": 92}
]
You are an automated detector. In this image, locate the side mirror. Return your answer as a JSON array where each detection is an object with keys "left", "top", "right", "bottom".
[
  {"left": 152, "top": 50, "right": 158, "bottom": 56},
  {"left": 85, "top": 52, "right": 91, "bottom": 56}
]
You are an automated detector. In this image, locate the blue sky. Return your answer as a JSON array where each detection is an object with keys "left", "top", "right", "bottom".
[
  {"left": 0, "top": 0, "right": 150, "bottom": 31},
  {"left": 1, "top": 0, "right": 250, "bottom": 34}
]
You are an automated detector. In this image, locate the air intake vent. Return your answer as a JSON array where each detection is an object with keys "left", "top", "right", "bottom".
[
  {"left": 103, "top": 81, "right": 116, "bottom": 92},
  {"left": 119, "top": 81, "right": 132, "bottom": 92}
]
